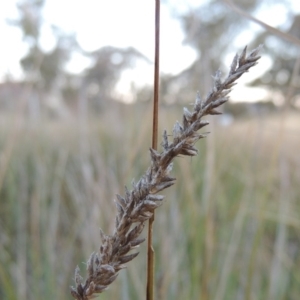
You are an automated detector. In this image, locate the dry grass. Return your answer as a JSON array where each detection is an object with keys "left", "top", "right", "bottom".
[{"left": 0, "top": 108, "right": 300, "bottom": 300}]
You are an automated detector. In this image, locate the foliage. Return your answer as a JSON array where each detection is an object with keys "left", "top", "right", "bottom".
[
  {"left": 159, "top": 0, "right": 298, "bottom": 107},
  {"left": 83, "top": 46, "right": 150, "bottom": 109},
  {"left": 249, "top": 14, "right": 300, "bottom": 107}
]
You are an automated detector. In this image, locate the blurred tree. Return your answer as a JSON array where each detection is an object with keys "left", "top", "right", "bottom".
[
  {"left": 159, "top": 0, "right": 260, "bottom": 104},
  {"left": 249, "top": 14, "right": 300, "bottom": 108},
  {"left": 159, "top": 0, "right": 294, "bottom": 108},
  {"left": 8, "top": 1, "right": 150, "bottom": 115},
  {"left": 7, "top": 0, "right": 79, "bottom": 117},
  {"left": 83, "top": 46, "right": 149, "bottom": 110},
  {"left": 20, "top": 28, "right": 77, "bottom": 92},
  {"left": 10, "top": 0, "right": 76, "bottom": 91},
  {"left": 15, "top": 0, "right": 44, "bottom": 42}
]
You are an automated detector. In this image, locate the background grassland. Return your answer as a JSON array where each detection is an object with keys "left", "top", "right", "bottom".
[{"left": 0, "top": 104, "right": 299, "bottom": 300}]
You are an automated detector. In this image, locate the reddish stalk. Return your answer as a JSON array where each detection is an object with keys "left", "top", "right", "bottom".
[{"left": 147, "top": 1, "right": 160, "bottom": 299}]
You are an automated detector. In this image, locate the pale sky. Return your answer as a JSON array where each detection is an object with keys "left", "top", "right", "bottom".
[
  {"left": 1, "top": 0, "right": 300, "bottom": 102},
  {"left": 0, "top": 0, "right": 199, "bottom": 80}
]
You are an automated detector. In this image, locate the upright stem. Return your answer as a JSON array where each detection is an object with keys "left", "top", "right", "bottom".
[{"left": 147, "top": 1, "right": 160, "bottom": 299}]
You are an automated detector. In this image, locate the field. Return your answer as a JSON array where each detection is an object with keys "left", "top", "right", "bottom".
[{"left": 0, "top": 103, "right": 299, "bottom": 300}]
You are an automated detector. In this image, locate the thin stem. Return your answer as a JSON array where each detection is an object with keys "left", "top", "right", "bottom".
[
  {"left": 147, "top": 1, "right": 160, "bottom": 299},
  {"left": 152, "top": 2, "right": 160, "bottom": 150}
]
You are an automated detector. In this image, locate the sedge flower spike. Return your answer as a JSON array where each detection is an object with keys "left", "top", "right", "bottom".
[{"left": 70, "top": 45, "right": 262, "bottom": 300}]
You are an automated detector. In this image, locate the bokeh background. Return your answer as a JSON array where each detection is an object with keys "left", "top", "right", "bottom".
[{"left": 0, "top": 0, "right": 300, "bottom": 299}]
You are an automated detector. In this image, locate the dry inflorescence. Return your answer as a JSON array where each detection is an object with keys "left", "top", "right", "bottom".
[{"left": 70, "top": 45, "right": 262, "bottom": 300}]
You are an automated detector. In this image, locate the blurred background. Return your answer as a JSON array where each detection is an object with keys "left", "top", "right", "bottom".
[{"left": 0, "top": 0, "right": 300, "bottom": 299}]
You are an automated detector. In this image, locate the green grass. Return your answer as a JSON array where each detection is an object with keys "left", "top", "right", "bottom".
[{"left": 0, "top": 105, "right": 299, "bottom": 299}]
